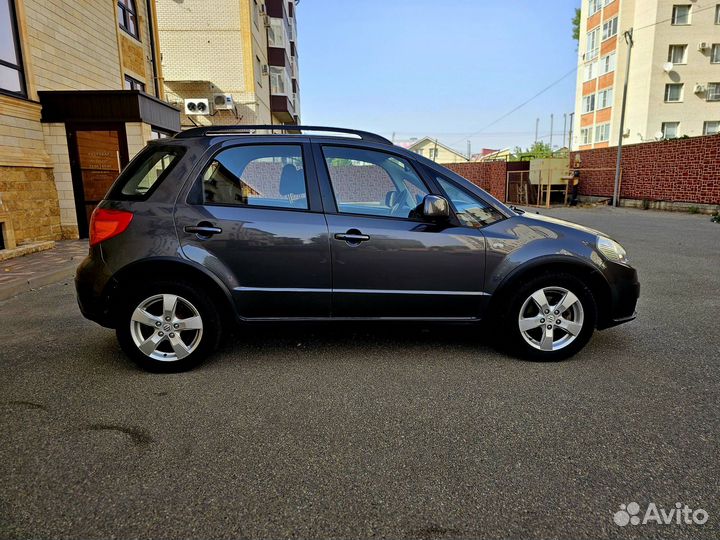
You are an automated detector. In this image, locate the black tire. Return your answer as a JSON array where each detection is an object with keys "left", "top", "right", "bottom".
[
  {"left": 494, "top": 272, "right": 597, "bottom": 361},
  {"left": 116, "top": 281, "right": 222, "bottom": 372}
]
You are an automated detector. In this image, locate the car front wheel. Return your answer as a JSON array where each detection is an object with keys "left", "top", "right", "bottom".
[
  {"left": 116, "top": 282, "right": 221, "bottom": 372},
  {"left": 499, "top": 273, "right": 597, "bottom": 361}
]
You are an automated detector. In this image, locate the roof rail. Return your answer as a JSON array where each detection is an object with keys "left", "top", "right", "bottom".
[{"left": 174, "top": 125, "right": 393, "bottom": 145}]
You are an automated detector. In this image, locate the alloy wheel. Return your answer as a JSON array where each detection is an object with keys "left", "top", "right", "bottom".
[
  {"left": 518, "top": 286, "right": 584, "bottom": 351},
  {"left": 129, "top": 294, "right": 204, "bottom": 361}
]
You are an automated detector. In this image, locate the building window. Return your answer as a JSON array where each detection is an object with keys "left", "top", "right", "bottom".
[
  {"left": 662, "top": 122, "right": 680, "bottom": 138},
  {"left": 703, "top": 121, "right": 720, "bottom": 135},
  {"left": 603, "top": 0, "right": 615, "bottom": 5},
  {"left": 118, "top": 0, "right": 140, "bottom": 40},
  {"left": 588, "top": 0, "right": 601, "bottom": 16},
  {"left": 269, "top": 66, "right": 289, "bottom": 95},
  {"left": 707, "top": 82, "right": 720, "bottom": 101},
  {"left": 602, "top": 17, "right": 618, "bottom": 40},
  {"left": 664, "top": 83, "right": 683, "bottom": 102},
  {"left": 586, "top": 27, "right": 600, "bottom": 60},
  {"left": 668, "top": 44, "right": 687, "bottom": 64},
  {"left": 711, "top": 44, "right": 720, "bottom": 64},
  {"left": 0, "top": 0, "right": 26, "bottom": 97},
  {"left": 150, "top": 129, "right": 171, "bottom": 140},
  {"left": 268, "top": 18, "right": 286, "bottom": 48},
  {"left": 254, "top": 56, "right": 262, "bottom": 86},
  {"left": 580, "top": 127, "right": 593, "bottom": 145},
  {"left": 124, "top": 74, "right": 145, "bottom": 92},
  {"left": 583, "top": 61, "right": 598, "bottom": 81},
  {"left": 597, "top": 87, "right": 613, "bottom": 109},
  {"left": 252, "top": 0, "right": 259, "bottom": 29},
  {"left": 716, "top": 4, "right": 720, "bottom": 24},
  {"left": 595, "top": 123, "right": 610, "bottom": 142},
  {"left": 582, "top": 93, "right": 596, "bottom": 113},
  {"left": 600, "top": 52, "right": 616, "bottom": 74},
  {"left": 671, "top": 5, "right": 691, "bottom": 25}
]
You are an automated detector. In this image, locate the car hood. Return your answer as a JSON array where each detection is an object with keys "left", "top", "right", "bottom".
[{"left": 517, "top": 211, "right": 607, "bottom": 238}]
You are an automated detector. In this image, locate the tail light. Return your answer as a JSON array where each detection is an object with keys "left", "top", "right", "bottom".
[{"left": 89, "top": 208, "right": 134, "bottom": 247}]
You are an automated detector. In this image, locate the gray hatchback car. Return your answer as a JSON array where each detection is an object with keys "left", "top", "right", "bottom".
[{"left": 76, "top": 126, "right": 639, "bottom": 371}]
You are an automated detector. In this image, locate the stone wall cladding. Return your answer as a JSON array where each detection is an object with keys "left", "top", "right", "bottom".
[
  {"left": 570, "top": 134, "right": 720, "bottom": 205},
  {"left": 0, "top": 166, "right": 62, "bottom": 244}
]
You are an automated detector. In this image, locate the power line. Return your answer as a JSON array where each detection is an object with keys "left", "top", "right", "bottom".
[{"left": 446, "top": 66, "right": 578, "bottom": 147}]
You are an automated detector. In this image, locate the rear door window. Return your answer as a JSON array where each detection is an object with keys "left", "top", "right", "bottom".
[{"left": 200, "top": 145, "right": 308, "bottom": 210}]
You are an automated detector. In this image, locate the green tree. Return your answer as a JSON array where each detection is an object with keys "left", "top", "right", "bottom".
[
  {"left": 529, "top": 141, "right": 552, "bottom": 155},
  {"left": 572, "top": 7, "right": 581, "bottom": 43}
]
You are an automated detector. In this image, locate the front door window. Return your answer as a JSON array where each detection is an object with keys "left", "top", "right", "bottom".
[{"left": 322, "top": 146, "right": 429, "bottom": 219}]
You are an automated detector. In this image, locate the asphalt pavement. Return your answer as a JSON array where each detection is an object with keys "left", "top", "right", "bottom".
[{"left": 0, "top": 206, "right": 718, "bottom": 539}]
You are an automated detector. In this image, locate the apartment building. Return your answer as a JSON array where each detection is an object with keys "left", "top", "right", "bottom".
[
  {"left": 0, "top": 0, "right": 179, "bottom": 249},
  {"left": 156, "top": 0, "right": 301, "bottom": 128},
  {"left": 573, "top": 0, "right": 720, "bottom": 149}
]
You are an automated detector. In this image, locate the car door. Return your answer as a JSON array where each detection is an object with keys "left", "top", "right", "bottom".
[
  {"left": 312, "top": 142, "right": 488, "bottom": 319},
  {"left": 175, "top": 139, "right": 332, "bottom": 319}
]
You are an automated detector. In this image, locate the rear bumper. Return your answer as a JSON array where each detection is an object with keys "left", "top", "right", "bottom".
[{"left": 75, "top": 248, "right": 115, "bottom": 328}]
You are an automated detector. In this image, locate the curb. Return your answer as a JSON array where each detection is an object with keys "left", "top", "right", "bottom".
[{"left": 0, "top": 266, "right": 76, "bottom": 302}]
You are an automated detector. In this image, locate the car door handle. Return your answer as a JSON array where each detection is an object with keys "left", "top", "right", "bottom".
[
  {"left": 184, "top": 224, "right": 222, "bottom": 236},
  {"left": 334, "top": 231, "right": 370, "bottom": 244}
]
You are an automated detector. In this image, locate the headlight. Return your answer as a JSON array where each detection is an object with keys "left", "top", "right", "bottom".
[{"left": 596, "top": 236, "right": 628, "bottom": 263}]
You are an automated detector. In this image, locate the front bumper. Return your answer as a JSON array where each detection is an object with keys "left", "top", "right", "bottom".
[{"left": 598, "top": 262, "right": 640, "bottom": 330}]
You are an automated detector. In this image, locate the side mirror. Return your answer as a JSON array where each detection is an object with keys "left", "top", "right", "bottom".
[{"left": 422, "top": 194, "right": 450, "bottom": 219}]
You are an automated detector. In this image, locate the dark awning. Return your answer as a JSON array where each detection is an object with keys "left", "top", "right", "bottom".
[{"left": 38, "top": 90, "right": 180, "bottom": 133}]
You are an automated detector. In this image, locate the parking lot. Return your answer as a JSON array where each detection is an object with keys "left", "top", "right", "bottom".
[{"left": 1, "top": 206, "right": 718, "bottom": 539}]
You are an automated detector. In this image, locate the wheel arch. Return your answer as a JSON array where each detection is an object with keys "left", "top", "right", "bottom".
[
  {"left": 488, "top": 257, "right": 612, "bottom": 328},
  {"left": 104, "top": 257, "right": 237, "bottom": 328}
]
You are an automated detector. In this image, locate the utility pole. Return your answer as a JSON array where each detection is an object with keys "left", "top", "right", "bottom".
[
  {"left": 467, "top": 140, "right": 471, "bottom": 160},
  {"left": 391, "top": 132, "right": 395, "bottom": 143},
  {"left": 562, "top": 113, "right": 567, "bottom": 149},
  {"left": 549, "top": 113, "right": 554, "bottom": 151},
  {"left": 535, "top": 118, "right": 540, "bottom": 143},
  {"left": 614, "top": 28, "right": 634, "bottom": 207},
  {"left": 568, "top": 112, "right": 574, "bottom": 151}
]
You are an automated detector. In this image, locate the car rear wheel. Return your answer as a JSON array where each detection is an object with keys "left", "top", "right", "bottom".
[
  {"left": 116, "top": 282, "right": 221, "bottom": 372},
  {"left": 498, "top": 273, "right": 597, "bottom": 361}
]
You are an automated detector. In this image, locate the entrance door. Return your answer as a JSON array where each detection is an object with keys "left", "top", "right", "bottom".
[{"left": 67, "top": 125, "right": 129, "bottom": 237}]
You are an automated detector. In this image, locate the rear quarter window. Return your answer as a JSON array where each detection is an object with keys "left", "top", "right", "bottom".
[{"left": 108, "top": 146, "right": 185, "bottom": 201}]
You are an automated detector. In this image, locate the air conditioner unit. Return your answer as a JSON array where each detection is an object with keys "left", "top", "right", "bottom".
[
  {"left": 694, "top": 83, "right": 706, "bottom": 94},
  {"left": 184, "top": 98, "right": 211, "bottom": 115},
  {"left": 261, "top": 64, "right": 269, "bottom": 76},
  {"left": 213, "top": 93, "right": 234, "bottom": 110},
  {"left": 698, "top": 42, "right": 708, "bottom": 51}
]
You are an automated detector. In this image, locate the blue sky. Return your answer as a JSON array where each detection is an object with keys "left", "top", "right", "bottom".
[{"left": 296, "top": 0, "right": 580, "bottom": 154}]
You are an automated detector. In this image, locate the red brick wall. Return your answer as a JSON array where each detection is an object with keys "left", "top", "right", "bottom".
[
  {"left": 570, "top": 134, "right": 720, "bottom": 204},
  {"left": 443, "top": 161, "right": 516, "bottom": 201}
]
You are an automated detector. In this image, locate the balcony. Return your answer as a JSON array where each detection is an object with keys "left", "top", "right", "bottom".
[
  {"left": 270, "top": 95, "right": 296, "bottom": 123},
  {"left": 268, "top": 47, "right": 290, "bottom": 68},
  {"left": 265, "top": 0, "right": 286, "bottom": 18}
]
